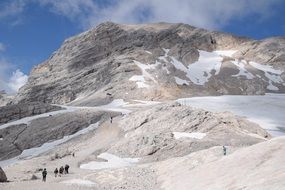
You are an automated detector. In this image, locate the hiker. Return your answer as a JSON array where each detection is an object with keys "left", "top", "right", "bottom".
[
  {"left": 54, "top": 168, "right": 58, "bottom": 177},
  {"left": 110, "top": 116, "right": 113, "bottom": 123},
  {"left": 223, "top": 146, "right": 227, "bottom": 156},
  {"left": 64, "top": 164, "right": 70, "bottom": 174},
  {"left": 59, "top": 166, "right": 64, "bottom": 176},
  {"left": 72, "top": 152, "right": 75, "bottom": 157},
  {"left": 42, "top": 168, "right": 47, "bottom": 182}
]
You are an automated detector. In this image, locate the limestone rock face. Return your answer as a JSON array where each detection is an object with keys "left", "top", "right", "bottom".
[
  {"left": 0, "top": 92, "right": 13, "bottom": 107},
  {"left": 0, "top": 167, "right": 7, "bottom": 182},
  {"left": 108, "top": 103, "right": 271, "bottom": 162},
  {"left": 0, "top": 102, "right": 61, "bottom": 125},
  {"left": 13, "top": 22, "right": 285, "bottom": 106},
  {"left": 0, "top": 109, "right": 110, "bottom": 161}
]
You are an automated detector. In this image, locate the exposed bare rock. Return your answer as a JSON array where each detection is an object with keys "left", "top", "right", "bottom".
[
  {"left": 0, "top": 102, "right": 61, "bottom": 125},
  {"left": 0, "top": 110, "right": 110, "bottom": 161},
  {"left": 108, "top": 103, "right": 270, "bottom": 162},
  {"left": 13, "top": 22, "right": 285, "bottom": 105},
  {"left": 0, "top": 167, "right": 7, "bottom": 182},
  {"left": 0, "top": 92, "right": 13, "bottom": 107}
]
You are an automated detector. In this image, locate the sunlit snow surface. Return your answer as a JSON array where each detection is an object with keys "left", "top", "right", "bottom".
[
  {"left": 173, "top": 132, "right": 206, "bottom": 139},
  {"left": 169, "top": 50, "right": 237, "bottom": 85},
  {"left": 174, "top": 76, "right": 189, "bottom": 85},
  {"left": 154, "top": 48, "right": 284, "bottom": 89},
  {"left": 129, "top": 75, "right": 149, "bottom": 88},
  {"left": 80, "top": 152, "right": 140, "bottom": 170},
  {"left": 61, "top": 179, "right": 96, "bottom": 187},
  {"left": 177, "top": 94, "right": 285, "bottom": 136}
]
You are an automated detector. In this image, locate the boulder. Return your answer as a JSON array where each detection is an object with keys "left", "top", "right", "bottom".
[{"left": 0, "top": 167, "right": 7, "bottom": 182}]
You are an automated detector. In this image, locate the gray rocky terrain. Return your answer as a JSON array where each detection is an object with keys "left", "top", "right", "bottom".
[
  {"left": 12, "top": 22, "right": 285, "bottom": 106},
  {"left": 0, "top": 91, "right": 13, "bottom": 107},
  {"left": 0, "top": 101, "right": 283, "bottom": 190},
  {"left": 0, "top": 102, "right": 61, "bottom": 124},
  {"left": 108, "top": 103, "right": 269, "bottom": 162},
  {"left": 0, "top": 167, "right": 7, "bottom": 182},
  {"left": 0, "top": 22, "right": 284, "bottom": 189},
  {"left": 0, "top": 108, "right": 118, "bottom": 161}
]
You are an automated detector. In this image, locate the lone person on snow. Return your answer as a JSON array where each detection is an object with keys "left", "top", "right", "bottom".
[
  {"left": 64, "top": 164, "right": 70, "bottom": 174},
  {"left": 223, "top": 146, "right": 227, "bottom": 156},
  {"left": 42, "top": 168, "right": 47, "bottom": 182}
]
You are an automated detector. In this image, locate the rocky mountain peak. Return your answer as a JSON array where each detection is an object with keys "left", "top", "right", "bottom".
[{"left": 12, "top": 22, "right": 285, "bottom": 106}]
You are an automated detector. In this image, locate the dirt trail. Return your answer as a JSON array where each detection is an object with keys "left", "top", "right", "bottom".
[{"left": 0, "top": 116, "right": 124, "bottom": 190}]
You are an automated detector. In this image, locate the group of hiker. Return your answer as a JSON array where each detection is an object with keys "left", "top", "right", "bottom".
[
  {"left": 41, "top": 144, "right": 228, "bottom": 182},
  {"left": 42, "top": 164, "right": 70, "bottom": 182},
  {"left": 54, "top": 164, "right": 70, "bottom": 177}
]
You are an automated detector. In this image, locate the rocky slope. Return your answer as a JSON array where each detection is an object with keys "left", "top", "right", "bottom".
[
  {"left": 0, "top": 102, "right": 61, "bottom": 124},
  {"left": 108, "top": 103, "right": 269, "bottom": 162},
  {"left": 0, "top": 101, "right": 283, "bottom": 190},
  {"left": 0, "top": 91, "right": 13, "bottom": 107},
  {"left": 13, "top": 22, "right": 285, "bottom": 105},
  {"left": 0, "top": 22, "right": 284, "bottom": 189},
  {"left": 0, "top": 107, "right": 118, "bottom": 161}
]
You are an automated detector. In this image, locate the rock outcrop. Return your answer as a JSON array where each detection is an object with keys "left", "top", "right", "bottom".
[
  {"left": 13, "top": 22, "right": 285, "bottom": 105},
  {"left": 0, "top": 92, "right": 13, "bottom": 107},
  {"left": 0, "top": 167, "right": 7, "bottom": 182},
  {"left": 0, "top": 102, "right": 61, "bottom": 125},
  {"left": 0, "top": 109, "right": 113, "bottom": 161},
  {"left": 107, "top": 103, "right": 270, "bottom": 162}
]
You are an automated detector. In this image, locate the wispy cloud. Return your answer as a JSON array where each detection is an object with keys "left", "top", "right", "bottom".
[
  {"left": 8, "top": 69, "right": 28, "bottom": 92},
  {"left": 35, "top": 0, "right": 283, "bottom": 30},
  {"left": 0, "top": 0, "right": 282, "bottom": 30},
  {"left": 0, "top": 58, "right": 28, "bottom": 94},
  {"left": 0, "top": 0, "right": 26, "bottom": 25}
]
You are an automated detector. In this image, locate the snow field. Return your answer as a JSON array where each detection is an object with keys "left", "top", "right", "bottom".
[
  {"left": 173, "top": 132, "right": 206, "bottom": 140},
  {"left": 61, "top": 179, "right": 96, "bottom": 187},
  {"left": 177, "top": 94, "right": 285, "bottom": 136},
  {"left": 80, "top": 152, "right": 140, "bottom": 170}
]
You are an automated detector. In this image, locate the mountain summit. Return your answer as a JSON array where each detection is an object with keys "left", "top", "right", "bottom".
[{"left": 14, "top": 22, "right": 285, "bottom": 106}]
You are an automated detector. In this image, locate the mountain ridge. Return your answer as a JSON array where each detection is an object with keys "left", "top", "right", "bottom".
[{"left": 9, "top": 21, "right": 285, "bottom": 106}]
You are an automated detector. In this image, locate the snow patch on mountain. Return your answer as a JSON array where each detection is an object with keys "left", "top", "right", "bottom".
[
  {"left": 173, "top": 132, "right": 206, "bottom": 139},
  {"left": 167, "top": 50, "right": 238, "bottom": 85},
  {"left": 80, "top": 152, "right": 140, "bottom": 170},
  {"left": 133, "top": 60, "right": 160, "bottom": 84},
  {"left": 215, "top": 50, "right": 237, "bottom": 57},
  {"left": 249, "top": 61, "right": 283, "bottom": 91},
  {"left": 231, "top": 60, "right": 255, "bottom": 79},
  {"left": 186, "top": 50, "right": 225, "bottom": 85},
  {"left": 177, "top": 94, "right": 285, "bottom": 136},
  {"left": 62, "top": 179, "right": 96, "bottom": 187},
  {"left": 129, "top": 75, "right": 149, "bottom": 88},
  {"left": 174, "top": 77, "right": 189, "bottom": 85}
]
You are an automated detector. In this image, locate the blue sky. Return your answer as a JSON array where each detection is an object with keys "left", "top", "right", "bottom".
[{"left": 0, "top": 0, "right": 285, "bottom": 93}]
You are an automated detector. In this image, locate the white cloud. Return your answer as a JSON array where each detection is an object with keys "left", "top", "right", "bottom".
[
  {"left": 0, "top": 58, "right": 28, "bottom": 94},
  {"left": 0, "top": 0, "right": 282, "bottom": 29},
  {"left": 0, "top": 0, "right": 26, "bottom": 22},
  {"left": 35, "top": 0, "right": 283, "bottom": 30},
  {"left": 8, "top": 69, "right": 28, "bottom": 92}
]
